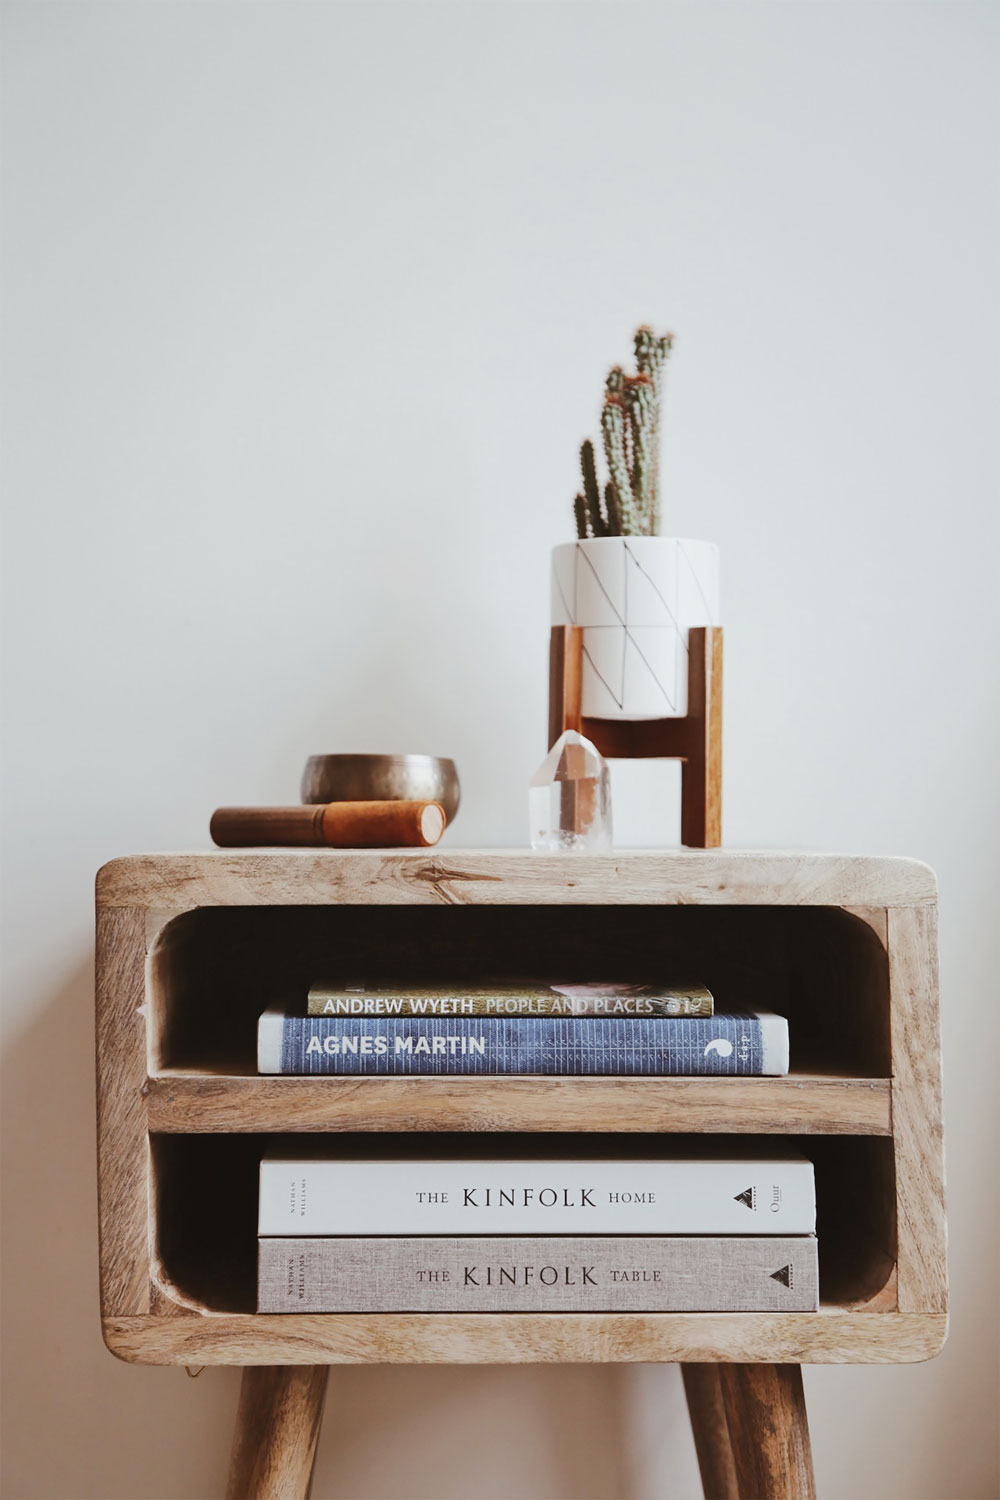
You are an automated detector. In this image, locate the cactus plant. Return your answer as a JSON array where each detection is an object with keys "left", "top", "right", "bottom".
[{"left": 573, "top": 327, "right": 674, "bottom": 538}]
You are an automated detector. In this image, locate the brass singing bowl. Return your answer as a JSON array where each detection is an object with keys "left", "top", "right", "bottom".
[{"left": 300, "top": 754, "right": 460, "bottom": 826}]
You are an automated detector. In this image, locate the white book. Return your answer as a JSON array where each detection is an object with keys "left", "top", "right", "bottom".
[{"left": 257, "top": 1152, "right": 816, "bottom": 1236}]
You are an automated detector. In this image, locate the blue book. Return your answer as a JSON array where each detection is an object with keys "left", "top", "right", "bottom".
[{"left": 257, "top": 1009, "right": 789, "bottom": 1076}]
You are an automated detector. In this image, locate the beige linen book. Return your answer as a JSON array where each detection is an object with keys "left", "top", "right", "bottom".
[{"left": 258, "top": 1235, "right": 819, "bottom": 1313}]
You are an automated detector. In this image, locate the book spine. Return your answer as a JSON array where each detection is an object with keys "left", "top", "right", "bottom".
[
  {"left": 257, "top": 1157, "right": 816, "bottom": 1235},
  {"left": 258, "top": 1014, "right": 786, "bottom": 1077},
  {"left": 306, "top": 993, "right": 714, "bottom": 1018},
  {"left": 257, "top": 1236, "right": 819, "bottom": 1313}
]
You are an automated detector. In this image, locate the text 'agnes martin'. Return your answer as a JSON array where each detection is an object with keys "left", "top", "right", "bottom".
[{"left": 304, "top": 1033, "right": 487, "bottom": 1056}]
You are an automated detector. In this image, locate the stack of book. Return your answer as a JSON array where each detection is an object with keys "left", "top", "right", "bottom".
[
  {"left": 257, "top": 981, "right": 790, "bottom": 1077},
  {"left": 255, "top": 982, "right": 813, "bottom": 1314},
  {"left": 257, "top": 1143, "right": 819, "bottom": 1312}
]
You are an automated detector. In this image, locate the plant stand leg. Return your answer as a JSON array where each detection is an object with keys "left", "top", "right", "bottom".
[
  {"left": 226, "top": 1366, "right": 329, "bottom": 1500},
  {"left": 717, "top": 1363, "right": 816, "bottom": 1500},
  {"left": 679, "top": 625, "right": 723, "bottom": 849},
  {"left": 547, "top": 624, "right": 723, "bottom": 847},
  {"left": 549, "top": 623, "right": 584, "bottom": 748}
]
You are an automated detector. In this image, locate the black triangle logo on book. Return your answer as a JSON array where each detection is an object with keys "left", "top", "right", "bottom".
[
  {"left": 734, "top": 1187, "right": 756, "bottom": 1210},
  {"left": 770, "top": 1264, "right": 793, "bottom": 1288}
]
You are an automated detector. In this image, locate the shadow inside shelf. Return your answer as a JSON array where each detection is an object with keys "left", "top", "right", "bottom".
[
  {"left": 148, "top": 904, "right": 891, "bottom": 1077},
  {"left": 150, "top": 1131, "right": 896, "bottom": 1317}
]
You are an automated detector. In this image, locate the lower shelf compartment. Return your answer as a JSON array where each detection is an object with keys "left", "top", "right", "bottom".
[{"left": 150, "top": 1133, "right": 896, "bottom": 1317}]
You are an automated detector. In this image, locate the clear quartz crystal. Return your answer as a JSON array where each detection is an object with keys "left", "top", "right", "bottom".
[{"left": 529, "top": 730, "right": 613, "bottom": 852}]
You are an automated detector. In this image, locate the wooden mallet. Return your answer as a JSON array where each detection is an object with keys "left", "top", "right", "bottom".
[{"left": 210, "top": 800, "right": 446, "bottom": 849}]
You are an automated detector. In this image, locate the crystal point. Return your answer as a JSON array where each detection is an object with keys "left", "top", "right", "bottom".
[{"left": 529, "top": 730, "right": 612, "bottom": 852}]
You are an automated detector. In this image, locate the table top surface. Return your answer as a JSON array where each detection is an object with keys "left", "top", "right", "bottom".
[{"left": 96, "top": 847, "right": 938, "bottom": 910}]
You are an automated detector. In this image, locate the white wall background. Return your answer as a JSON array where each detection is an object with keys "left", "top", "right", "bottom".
[{"left": 2, "top": 3, "right": 998, "bottom": 1497}]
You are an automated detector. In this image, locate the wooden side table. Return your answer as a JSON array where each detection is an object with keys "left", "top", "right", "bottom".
[{"left": 95, "top": 850, "right": 946, "bottom": 1499}]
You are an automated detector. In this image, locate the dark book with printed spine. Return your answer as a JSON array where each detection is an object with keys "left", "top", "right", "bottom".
[{"left": 257, "top": 1009, "right": 787, "bottom": 1076}]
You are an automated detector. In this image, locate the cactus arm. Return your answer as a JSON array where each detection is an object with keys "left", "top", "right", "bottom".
[
  {"left": 605, "top": 365, "right": 630, "bottom": 491},
  {"left": 634, "top": 328, "right": 675, "bottom": 532},
  {"left": 635, "top": 327, "right": 673, "bottom": 395},
  {"left": 605, "top": 365, "right": 626, "bottom": 397},
  {"left": 580, "top": 439, "right": 606, "bottom": 537},
  {"left": 570, "top": 330, "right": 674, "bottom": 541},
  {"left": 626, "top": 375, "right": 655, "bottom": 535},
  {"left": 604, "top": 480, "right": 622, "bottom": 536},
  {"left": 601, "top": 397, "right": 639, "bottom": 535},
  {"left": 650, "top": 333, "right": 674, "bottom": 533}
]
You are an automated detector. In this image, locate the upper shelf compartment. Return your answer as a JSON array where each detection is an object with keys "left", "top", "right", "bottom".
[{"left": 148, "top": 903, "right": 891, "bottom": 1079}]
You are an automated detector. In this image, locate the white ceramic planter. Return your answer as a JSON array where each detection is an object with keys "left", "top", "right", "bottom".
[{"left": 551, "top": 537, "right": 720, "bottom": 720}]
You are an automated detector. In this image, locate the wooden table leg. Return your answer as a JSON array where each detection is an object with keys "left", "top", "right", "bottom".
[
  {"left": 227, "top": 1366, "right": 329, "bottom": 1500},
  {"left": 717, "top": 1363, "right": 815, "bottom": 1500},
  {"left": 682, "top": 1365, "right": 740, "bottom": 1500}
]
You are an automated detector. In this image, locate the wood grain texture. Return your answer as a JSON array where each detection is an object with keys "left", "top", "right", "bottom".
[
  {"left": 226, "top": 1366, "right": 328, "bottom": 1500},
  {"left": 682, "top": 1365, "right": 740, "bottom": 1500},
  {"left": 889, "top": 905, "right": 947, "bottom": 1315},
  {"left": 842, "top": 906, "right": 889, "bottom": 948},
  {"left": 102, "top": 1311, "right": 949, "bottom": 1367},
  {"left": 719, "top": 1363, "right": 815, "bottom": 1500},
  {"left": 95, "top": 906, "right": 151, "bottom": 1316},
  {"left": 680, "top": 626, "right": 722, "bottom": 849},
  {"left": 548, "top": 625, "right": 583, "bottom": 746},
  {"left": 145, "top": 1071, "right": 893, "bottom": 1136},
  {"left": 95, "top": 849, "right": 938, "bottom": 911},
  {"left": 211, "top": 801, "right": 444, "bottom": 850},
  {"left": 578, "top": 716, "right": 689, "bottom": 759},
  {"left": 95, "top": 849, "right": 946, "bottom": 1373},
  {"left": 704, "top": 627, "right": 723, "bottom": 847}
]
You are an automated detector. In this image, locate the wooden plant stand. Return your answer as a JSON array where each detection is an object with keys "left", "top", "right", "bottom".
[
  {"left": 95, "top": 849, "right": 946, "bottom": 1499},
  {"left": 549, "top": 624, "right": 723, "bottom": 847}
]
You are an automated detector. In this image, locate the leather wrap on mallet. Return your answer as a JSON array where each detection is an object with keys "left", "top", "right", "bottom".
[{"left": 210, "top": 800, "right": 446, "bottom": 849}]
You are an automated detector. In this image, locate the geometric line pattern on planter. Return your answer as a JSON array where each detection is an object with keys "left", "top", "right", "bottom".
[
  {"left": 678, "top": 539, "right": 716, "bottom": 624},
  {"left": 576, "top": 543, "right": 678, "bottom": 713}
]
